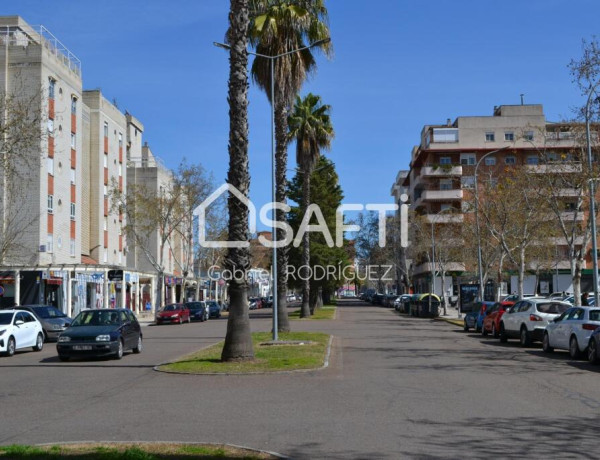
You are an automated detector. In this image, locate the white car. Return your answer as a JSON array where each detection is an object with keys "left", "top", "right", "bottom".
[
  {"left": 543, "top": 306, "right": 600, "bottom": 358},
  {"left": 499, "top": 298, "right": 571, "bottom": 346},
  {"left": 0, "top": 309, "right": 45, "bottom": 356}
]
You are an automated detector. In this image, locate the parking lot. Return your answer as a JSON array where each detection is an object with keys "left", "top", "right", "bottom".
[{"left": 2, "top": 301, "right": 600, "bottom": 459}]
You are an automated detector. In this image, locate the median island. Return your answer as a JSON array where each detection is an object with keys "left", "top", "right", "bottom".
[
  {"left": 157, "top": 332, "right": 331, "bottom": 374},
  {"left": 289, "top": 304, "right": 337, "bottom": 320}
]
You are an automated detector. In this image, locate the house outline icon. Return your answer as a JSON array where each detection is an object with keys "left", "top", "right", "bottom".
[{"left": 197, "top": 183, "right": 256, "bottom": 248}]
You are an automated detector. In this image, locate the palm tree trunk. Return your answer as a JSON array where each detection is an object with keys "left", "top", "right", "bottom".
[
  {"left": 300, "top": 170, "right": 311, "bottom": 318},
  {"left": 221, "top": 0, "right": 254, "bottom": 362},
  {"left": 275, "top": 96, "right": 291, "bottom": 332}
]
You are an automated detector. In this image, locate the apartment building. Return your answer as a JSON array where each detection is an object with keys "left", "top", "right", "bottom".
[
  {"left": 401, "top": 104, "right": 586, "bottom": 296},
  {"left": 0, "top": 16, "right": 161, "bottom": 314}
]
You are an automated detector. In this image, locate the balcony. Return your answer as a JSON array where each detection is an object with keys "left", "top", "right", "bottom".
[
  {"left": 422, "top": 165, "right": 463, "bottom": 177},
  {"left": 422, "top": 189, "right": 463, "bottom": 201},
  {"left": 424, "top": 214, "right": 464, "bottom": 224},
  {"left": 526, "top": 163, "right": 582, "bottom": 174}
]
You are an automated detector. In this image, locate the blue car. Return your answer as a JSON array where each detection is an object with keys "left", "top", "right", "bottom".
[
  {"left": 463, "top": 301, "right": 497, "bottom": 332},
  {"left": 476, "top": 301, "right": 499, "bottom": 332},
  {"left": 207, "top": 301, "right": 221, "bottom": 319}
]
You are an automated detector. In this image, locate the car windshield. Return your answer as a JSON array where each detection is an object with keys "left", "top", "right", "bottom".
[
  {"left": 208, "top": 302, "right": 218, "bottom": 308},
  {"left": 185, "top": 303, "right": 202, "bottom": 310},
  {"left": 0, "top": 312, "right": 13, "bottom": 325},
  {"left": 71, "top": 310, "right": 120, "bottom": 326},
  {"left": 163, "top": 305, "right": 179, "bottom": 311},
  {"left": 31, "top": 306, "right": 66, "bottom": 319},
  {"left": 536, "top": 303, "right": 569, "bottom": 314}
]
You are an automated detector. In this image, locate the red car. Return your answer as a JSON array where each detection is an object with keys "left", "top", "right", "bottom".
[
  {"left": 482, "top": 302, "right": 512, "bottom": 337},
  {"left": 156, "top": 303, "right": 190, "bottom": 325}
]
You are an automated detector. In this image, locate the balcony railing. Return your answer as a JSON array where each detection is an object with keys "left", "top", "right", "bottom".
[
  {"left": 424, "top": 214, "right": 464, "bottom": 224},
  {"left": 422, "top": 165, "right": 463, "bottom": 177},
  {"left": 421, "top": 189, "right": 463, "bottom": 201}
]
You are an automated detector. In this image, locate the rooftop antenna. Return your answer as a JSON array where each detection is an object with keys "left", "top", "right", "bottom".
[{"left": 520, "top": 94, "right": 524, "bottom": 105}]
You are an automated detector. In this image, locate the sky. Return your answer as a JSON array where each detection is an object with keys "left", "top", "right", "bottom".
[{"left": 6, "top": 0, "right": 600, "bottom": 219}]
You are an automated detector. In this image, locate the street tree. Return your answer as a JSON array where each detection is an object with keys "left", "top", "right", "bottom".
[
  {"left": 111, "top": 160, "right": 213, "bottom": 311},
  {"left": 0, "top": 80, "right": 45, "bottom": 265},
  {"left": 221, "top": 0, "right": 254, "bottom": 361},
  {"left": 249, "top": 0, "right": 332, "bottom": 331},
  {"left": 287, "top": 93, "right": 334, "bottom": 317},
  {"left": 288, "top": 156, "right": 350, "bottom": 311}
]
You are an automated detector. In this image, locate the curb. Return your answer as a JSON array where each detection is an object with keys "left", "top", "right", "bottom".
[
  {"left": 153, "top": 334, "right": 334, "bottom": 376},
  {"left": 33, "top": 441, "right": 289, "bottom": 459},
  {"left": 434, "top": 317, "right": 464, "bottom": 327}
]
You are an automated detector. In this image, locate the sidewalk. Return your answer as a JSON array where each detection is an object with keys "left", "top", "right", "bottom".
[{"left": 435, "top": 306, "right": 464, "bottom": 327}]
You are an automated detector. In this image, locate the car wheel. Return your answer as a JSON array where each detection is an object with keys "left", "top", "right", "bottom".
[
  {"left": 33, "top": 333, "right": 44, "bottom": 352},
  {"left": 519, "top": 327, "right": 531, "bottom": 347},
  {"left": 463, "top": 321, "right": 469, "bottom": 332},
  {"left": 588, "top": 339, "right": 599, "bottom": 364},
  {"left": 499, "top": 324, "right": 508, "bottom": 343},
  {"left": 569, "top": 336, "right": 581, "bottom": 359},
  {"left": 542, "top": 333, "right": 554, "bottom": 353},
  {"left": 115, "top": 339, "right": 124, "bottom": 360},
  {"left": 5, "top": 336, "right": 15, "bottom": 357},
  {"left": 133, "top": 336, "right": 143, "bottom": 354},
  {"left": 482, "top": 324, "right": 488, "bottom": 336},
  {"left": 492, "top": 323, "right": 499, "bottom": 338}
]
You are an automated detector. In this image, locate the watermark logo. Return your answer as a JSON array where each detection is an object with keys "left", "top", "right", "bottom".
[{"left": 197, "top": 184, "right": 408, "bottom": 249}]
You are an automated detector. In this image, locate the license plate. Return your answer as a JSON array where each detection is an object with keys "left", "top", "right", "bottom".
[{"left": 73, "top": 345, "right": 92, "bottom": 351}]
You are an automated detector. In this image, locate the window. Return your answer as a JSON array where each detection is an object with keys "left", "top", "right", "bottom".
[
  {"left": 118, "top": 133, "right": 123, "bottom": 148},
  {"left": 70, "top": 203, "right": 75, "bottom": 220},
  {"left": 504, "top": 132, "right": 515, "bottom": 141},
  {"left": 103, "top": 122, "right": 109, "bottom": 138},
  {"left": 461, "top": 176, "right": 475, "bottom": 188},
  {"left": 118, "top": 164, "right": 122, "bottom": 176},
  {"left": 47, "top": 234, "right": 53, "bottom": 253},
  {"left": 440, "top": 204, "right": 452, "bottom": 211},
  {"left": 70, "top": 168, "right": 76, "bottom": 184},
  {"left": 485, "top": 132, "right": 495, "bottom": 142},
  {"left": 47, "top": 157, "right": 54, "bottom": 175},
  {"left": 103, "top": 249, "right": 108, "bottom": 263},
  {"left": 103, "top": 153, "right": 108, "bottom": 168},
  {"left": 432, "top": 128, "right": 458, "bottom": 143},
  {"left": 505, "top": 156, "right": 516, "bottom": 165},
  {"left": 48, "top": 78, "right": 55, "bottom": 99},
  {"left": 547, "top": 152, "right": 559, "bottom": 162},
  {"left": 526, "top": 155, "right": 539, "bottom": 165},
  {"left": 488, "top": 178, "right": 498, "bottom": 189},
  {"left": 71, "top": 97, "right": 77, "bottom": 114},
  {"left": 118, "top": 251, "right": 122, "bottom": 264},
  {"left": 440, "top": 157, "right": 452, "bottom": 165},
  {"left": 484, "top": 157, "right": 496, "bottom": 166},
  {"left": 70, "top": 238, "right": 76, "bottom": 256},
  {"left": 47, "top": 119, "right": 54, "bottom": 136},
  {"left": 104, "top": 217, "right": 108, "bottom": 231},
  {"left": 71, "top": 133, "right": 76, "bottom": 149},
  {"left": 565, "top": 202, "right": 577, "bottom": 211},
  {"left": 460, "top": 153, "right": 476, "bottom": 165},
  {"left": 440, "top": 179, "right": 453, "bottom": 191},
  {"left": 524, "top": 131, "right": 534, "bottom": 141},
  {"left": 103, "top": 185, "right": 108, "bottom": 197},
  {"left": 47, "top": 195, "right": 53, "bottom": 213}
]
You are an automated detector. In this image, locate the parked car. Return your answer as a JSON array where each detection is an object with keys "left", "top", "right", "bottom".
[
  {"left": 207, "top": 301, "right": 221, "bottom": 318},
  {"left": 156, "top": 303, "right": 191, "bottom": 325},
  {"left": 499, "top": 298, "right": 571, "bottom": 346},
  {"left": 463, "top": 310, "right": 478, "bottom": 331},
  {"left": 482, "top": 302, "right": 512, "bottom": 338},
  {"left": 586, "top": 326, "right": 600, "bottom": 364},
  {"left": 563, "top": 293, "right": 596, "bottom": 306},
  {"left": 185, "top": 301, "right": 209, "bottom": 322},
  {"left": 543, "top": 307, "right": 600, "bottom": 358},
  {"left": 0, "top": 309, "right": 44, "bottom": 357},
  {"left": 475, "top": 301, "right": 498, "bottom": 333},
  {"left": 57, "top": 308, "right": 142, "bottom": 361},
  {"left": 12, "top": 305, "right": 71, "bottom": 342}
]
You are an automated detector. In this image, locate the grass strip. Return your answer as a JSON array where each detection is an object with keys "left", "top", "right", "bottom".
[
  {"left": 0, "top": 442, "right": 278, "bottom": 459},
  {"left": 158, "top": 331, "right": 330, "bottom": 374},
  {"left": 289, "top": 305, "right": 336, "bottom": 320}
]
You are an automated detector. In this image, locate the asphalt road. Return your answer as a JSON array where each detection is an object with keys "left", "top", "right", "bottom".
[{"left": 2, "top": 300, "right": 600, "bottom": 459}]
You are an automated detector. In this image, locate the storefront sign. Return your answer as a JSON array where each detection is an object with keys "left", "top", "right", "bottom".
[{"left": 108, "top": 270, "right": 123, "bottom": 281}]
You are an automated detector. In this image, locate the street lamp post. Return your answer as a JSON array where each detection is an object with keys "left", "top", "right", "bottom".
[
  {"left": 474, "top": 146, "right": 510, "bottom": 302},
  {"left": 585, "top": 85, "right": 600, "bottom": 308},
  {"left": 214, "top": 38, "right": 330, "bottom": 341}
]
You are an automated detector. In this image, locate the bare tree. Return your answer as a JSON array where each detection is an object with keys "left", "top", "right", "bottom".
[{"left": 0, "top": 80, "right": 45, "bottom": 265}]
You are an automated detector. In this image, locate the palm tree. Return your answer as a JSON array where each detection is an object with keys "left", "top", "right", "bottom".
[
  {"left": 221, "top": 0, "right": 254, "bottom": 362},
  {"left": 249, "top": 0, "right": 331, "bottom": 332},
  {"left": 288, "top": 93, "right": 334, "bottom": 317}
]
